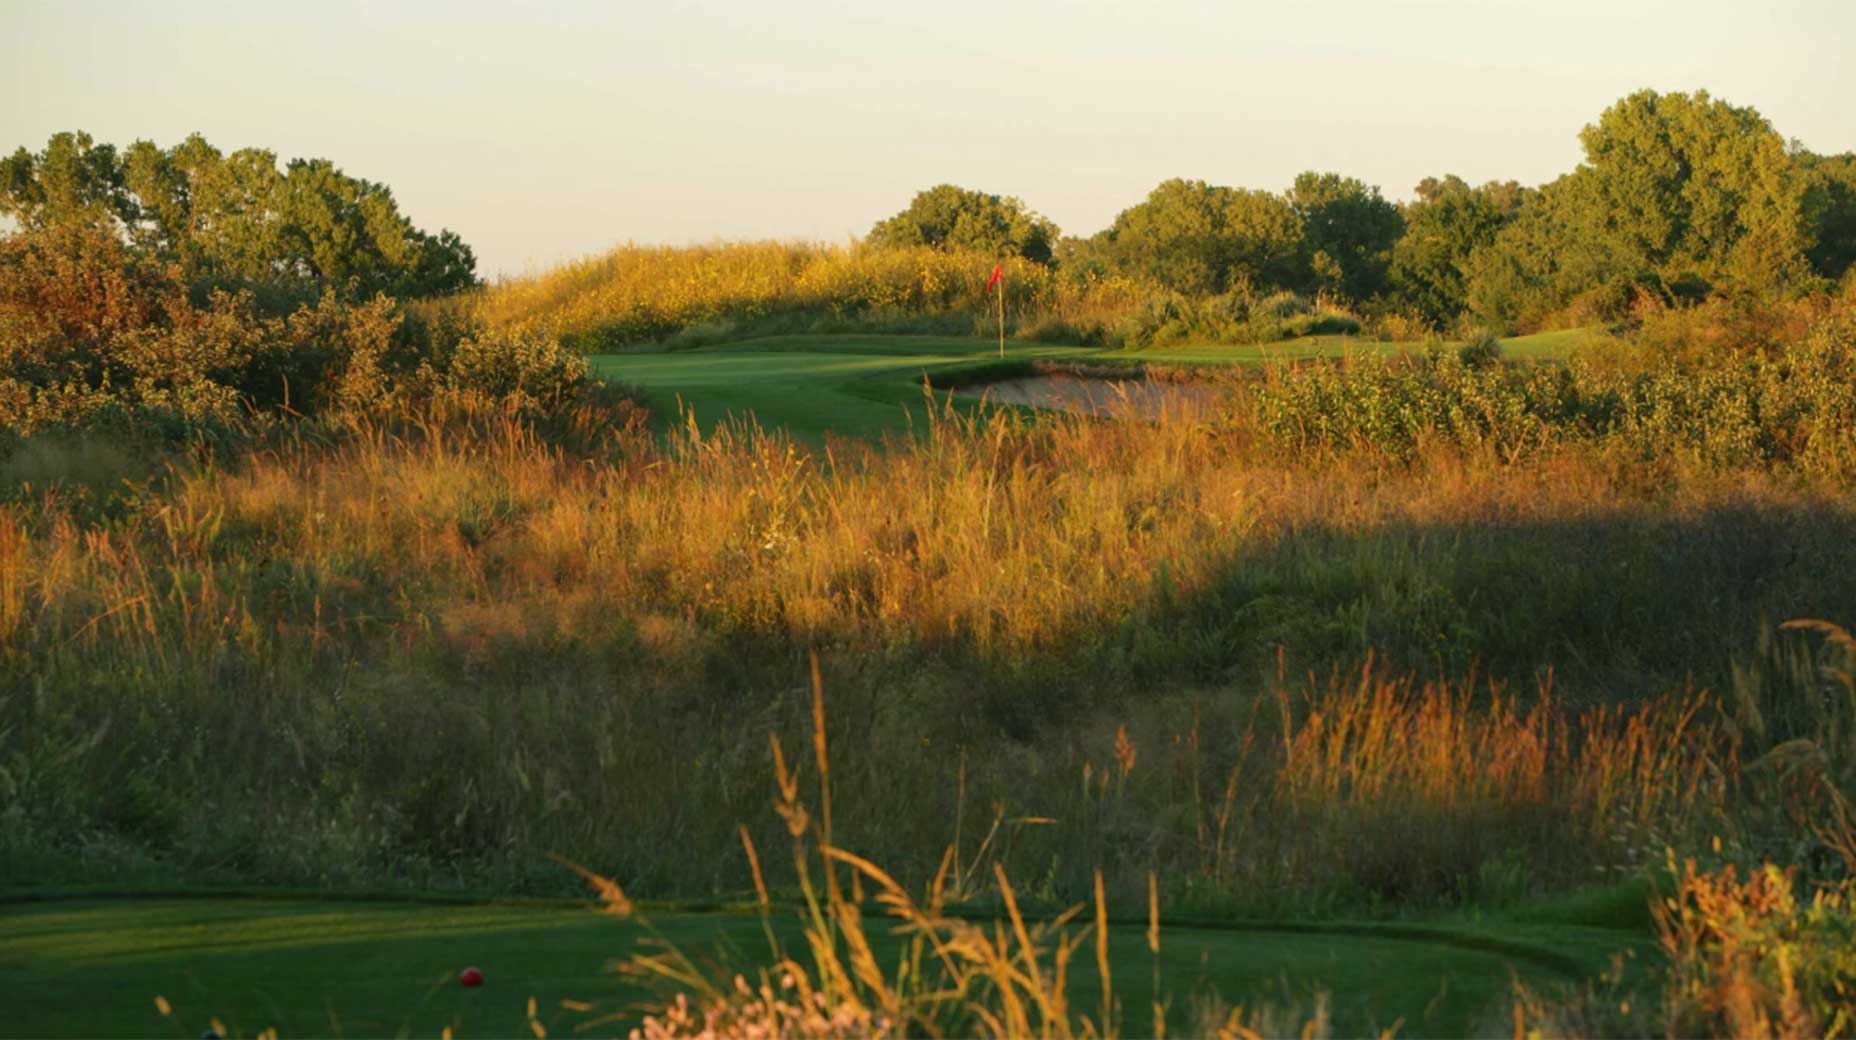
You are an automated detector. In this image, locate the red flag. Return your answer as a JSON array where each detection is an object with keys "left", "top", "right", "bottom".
[{"left": 985, "top": 263, "right": 1002, "bottom": 293}]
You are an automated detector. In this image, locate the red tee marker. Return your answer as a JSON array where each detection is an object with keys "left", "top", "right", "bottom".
[{"left": 459, "top": 967, "right": 485, "bottom": 988}]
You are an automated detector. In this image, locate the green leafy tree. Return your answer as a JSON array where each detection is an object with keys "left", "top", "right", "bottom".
[
  {"left": 868, "top": 184, "right": 1058, "bottom": 262},
  {"left": 1576, "top": 89, "right": 1812, "bottom": 295},
  {"left": 1287, "top": 171, "right": 1402, "bottom": 301},
  {"left": 1459, "top": 90, "right": 1815, "bottom": 331},
  {"left": 1102, "top": 178, "right": 1302, "bottom": 295},
  {"left": 277, "top": 158, "right": 427, "bottom": 293},
  {"left": 1464, "top": 171, "right": 1633, "bottom": 330},
  {"left": 190, "top": 145, "right": 291, "bottom": 288},
  {"left": 0, "top": 131, "right": 135, "bottom": 232},
  {"left": 1, "top": 131, "right": 476, "bottom": 303},
  {"left": 1388, "top": 175, "right": 1526, "bottom": 326},
  {"left": 1051, "top": 232, "right": 1114, "bottom": 279},
  {"left": 1800, "top": 150, "right": 1856, "bottom": 283}
]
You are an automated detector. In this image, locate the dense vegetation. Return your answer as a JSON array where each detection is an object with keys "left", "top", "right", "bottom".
[
  {"left": 7, "top": 295, "right": 1856, "bottom": 900},
  {"left": 5, "top": 91, "right": 1856, "bottom": 1035},
  {"left": 1, "top": 131, "right": 477, "bottom": 304},
  {"left": 0, "top": 137, "right": 601, "bottom": 443},
  {"left": 482, "top": 89, "right": 1856, "bottom": 354}
]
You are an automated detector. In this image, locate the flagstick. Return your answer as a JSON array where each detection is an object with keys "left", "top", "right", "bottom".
[{"left": 997, "top": 263, "right": 1005, "bottom": 359}]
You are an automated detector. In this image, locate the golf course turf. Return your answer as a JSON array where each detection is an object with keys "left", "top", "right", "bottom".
[
  {"left": 0, "top": 893, "right": 1650, "bottom": 1037},
  {"left": 590, "top": 329, "right": 1602, "bottom": 440}
]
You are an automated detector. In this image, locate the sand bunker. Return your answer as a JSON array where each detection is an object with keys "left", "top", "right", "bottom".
[{"left": 953, "top": 374, "right": 1220, "bottom": 420}]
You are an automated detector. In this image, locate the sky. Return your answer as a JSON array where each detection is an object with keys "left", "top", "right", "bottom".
[{"left": 7, "top": 0, "right": 1854, "bottom": 279}]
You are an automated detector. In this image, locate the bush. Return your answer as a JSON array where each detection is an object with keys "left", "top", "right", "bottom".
[
  {"left": 1253, "top": 289, "right": 1308, "bottom": 321},
  {"left": 0, "top": 223, "right": 599, "bottom": 437},
  {"left": 440, "top": 328, "right": 590, "bottom": 414},
  {"left": 1013, "top": 314, "right": 1110, "bottom": 346},
  {"left": 1283, "top": 308, "right": 1362, "bottom": 338},
  {"left": 1655, "top": 859, "right": 1855, "bottom": 1038},
  {"left": 1253, "top": 301, "right": 1856, "bottom": 468},
  {"left": 1362, "top": 308, "right": 1440, "bottom": 343},
  {"left": 1456, "top": 333, "right": 1503, "bottom": 368}
]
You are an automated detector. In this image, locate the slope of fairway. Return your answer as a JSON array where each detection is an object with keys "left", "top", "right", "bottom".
[
  {"left": 0, "top": 896, "right": 1646, "bottom": 1038},
  {"left": 592, "top": 330, "right": 1605, "bottom": 439},
  {"left": 597, "top": 343, "right": 991, "bottom": 440}
]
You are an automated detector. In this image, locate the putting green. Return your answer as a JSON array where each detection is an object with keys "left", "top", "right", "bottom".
[
  {"left": 0, "top": 896, "right": 1640, "bottom": 1038},
  {"left": 592, "top": 330, "right": 1603, "bottom": 440},
  {"left": 592, "top": 336, "right": 1081, "bottom": 440}
]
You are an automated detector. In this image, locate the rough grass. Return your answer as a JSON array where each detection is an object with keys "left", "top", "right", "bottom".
[
  {"left": 463, "top": 238, "right": 1600, "bottom": 357},
  {"left": 465, "top": 242, "right": 1151, "bottom": 353},
  {"left": 6, "top": 301, "right": 1856, "bottom": 1037},
  {"left": 5, "top": 371, "right": 1853, "bottom": 911}
]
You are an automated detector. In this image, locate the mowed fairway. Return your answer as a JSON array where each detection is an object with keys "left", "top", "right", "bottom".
[
  {"left": 592, "top": 330, "right": 1605, "bottom": 439},
  {"left": 0, "top": 896, "right": 1642, "bottom": 1038},
  {"left": 591, "top": 336, "right": 1076, "bottom": 440}
]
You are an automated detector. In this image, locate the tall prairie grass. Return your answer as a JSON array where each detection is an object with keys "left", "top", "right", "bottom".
[
  {"left": 609, "top": 661, "right": 1358, "bottom": 1039},
  {"left": 5, "top": 363, "right": 1854, "bottom": 905},
  {"left": 1253, "top": 305, "right": 1856, "bottom": 468},
  {"left": 464, "top": 239, "right": 1392, "bottom": 352},
  {"left": 469, "top": 242, "right": 1153, "bottom": 352}
]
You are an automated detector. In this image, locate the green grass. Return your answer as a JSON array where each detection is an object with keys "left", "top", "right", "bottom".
[
  {"left": 590, "top": 336, "right": 1075, "bottom": 440},
  {"left": 0, "top": 895, "right": 1645, "bottom": 1037},
  {"left": 591, "top": 330, "right": 1603, "bottom": 439}
]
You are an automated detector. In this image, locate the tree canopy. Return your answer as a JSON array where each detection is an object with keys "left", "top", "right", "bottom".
[
  {"left": 1574, "top": 89, "right": 1811, "bottom": 295},
  {"left": 1387, "top": 176, "right": 1526, "bottom": 326},
  {"left": 1101, "top": 178, "right": 1303, "bottom": 296},
  {"left": 868, "top": 184, "right": 1058, "bottom": 263},
  {"left": 17, "top": 86, "right": 1848, "bottom": 346},
  {"left": 1, "top": 131, "right": 477, "bottom": 303},
  {"left": 1287, "top": 172, "right": 1403, "bottom": 301},
  {"left": 1801, "top": 151, "right": 1856, "bottom": 284}
]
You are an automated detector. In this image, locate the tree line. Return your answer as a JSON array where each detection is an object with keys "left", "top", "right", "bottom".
[
  {"left": 4, "top": 86, "right": 1852, "bottom": 345},
  {"left": 1, "top": 130, "right": 477, "bottom": 308},
  {"left": 870, "top": 89, "right": 1856, "bottom": 332},
  {"left": 0, "top": 133, "right": 604, "bottom": 440}
]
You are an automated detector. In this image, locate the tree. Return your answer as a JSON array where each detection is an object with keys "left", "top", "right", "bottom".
[
  {"left": 1287, "top": 171, "right": 1402, "bottom": 301},
  {"left": 0, "top": 131, "right": 135, "bottom": 232},
  {"left": 1102, "top": 178, "right": 1302, "bottom": 295},
  {"left": 1450, "top": 90, "right": 1818, "bottom": 332},
  {"left": 1387, "top": 175, "right": 1526, "bottom": 326},
  {"left": 0, "top": 131, "right": 477, "bottom": 303},
  {"left": 1799, "top": 150, "right": 1856, "bottom": 283},
  {"left": 1463, "top": 171, "right": 1634, "bottom": 330},
  {"left": 1576, "top": 89, "right": 1811, "bottom": 295},
  {"left": 1051, "top": 231, "right": 1113, "bottom": 280},
  {"left": 868, "top": 184, "right": 1058, "bottom": 262}
]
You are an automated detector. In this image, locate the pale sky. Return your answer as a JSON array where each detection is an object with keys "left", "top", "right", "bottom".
[{"left": 7, "top": 0, "right": 1853, "bottom": 279}]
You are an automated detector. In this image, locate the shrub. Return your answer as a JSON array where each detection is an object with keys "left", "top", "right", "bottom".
[
  {"left": 1283, "top": 308, "right": 1362, "bottom": 338},
  {"left": 1363, "top": 308, "right": 1441, "bottom": 343},
  {"left": 440, "top": 327, "right": 590, "bottom": 414},
  {"left": 1254, "top": 301, "right": 1856, "bottom": 469},
  {"left": 1655, "top": 859, "right": 1855, "bottom": 1038},
  {"left": 1456, "top": 333, "right": 1503, "bottom": 368},
  {"left": 0, "top": 223, "right": 598, "bottom": 437},
  {"left": 1252, "top": 289, "right": 1306, "bottom": 321}
]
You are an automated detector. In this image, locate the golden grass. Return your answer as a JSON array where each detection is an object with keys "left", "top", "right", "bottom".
[
  {"left": 4, "top": 386, "right": 1853, "bottom": 903},
  {"left": 605, "top": 671, "right": 1369, "bottom": 1040},
  {"left": 468, "top": 241, "right": 1152, "bottom": 349}
]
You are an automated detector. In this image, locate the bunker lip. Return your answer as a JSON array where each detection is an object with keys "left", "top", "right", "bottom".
[{"left": 950, "top": 368, "right": 1223, "bottom": 420}]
